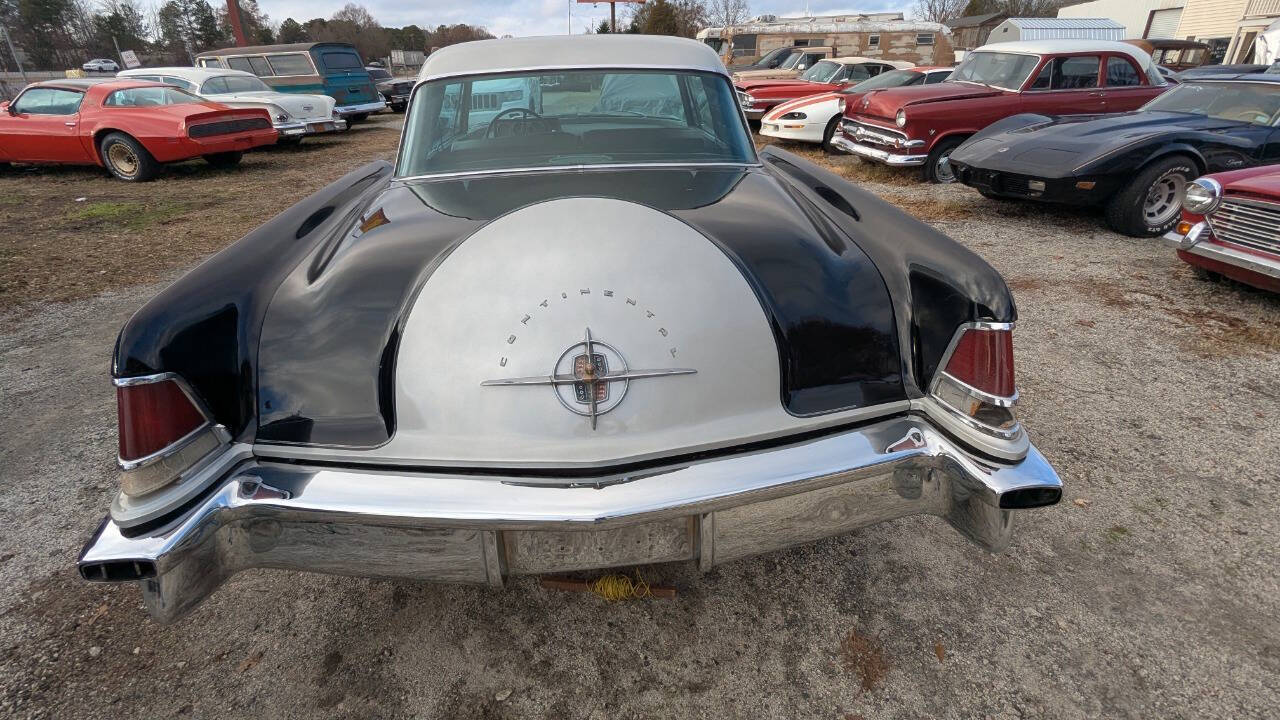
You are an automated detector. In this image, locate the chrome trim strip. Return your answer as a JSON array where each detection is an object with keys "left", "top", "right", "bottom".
[
  {"left": 419, "top": 63, "right": 730, "bottom": 83},
  {"left": 334, "top": 100, "right": 386, "bottom": 114},
  {"left": 937, "top": 371, "right": 1020, "bottom": 408},
  {"left": 117, "top": 422, "right": 219, "bottom": 471},
  {"left": 80, "top": 415, "right": 1061, "bottom": 622},
  {"left": 394, "top": 162, "right": 763, "bottom": 183},
  {"left": 1162, "top": 227, "right": 1280, "bottom": 280},
  {"left": 252, "top": 399, "right": 913, "bottom": 469}
]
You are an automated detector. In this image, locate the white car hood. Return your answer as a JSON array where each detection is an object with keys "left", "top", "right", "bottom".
[{"left": 207, "top": 91, "right": 334, "bottom": 120}]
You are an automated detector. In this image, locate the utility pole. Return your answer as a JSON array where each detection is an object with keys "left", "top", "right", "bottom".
[
  {"left": 1, "top": 26, "right": 25, "bottom": 84},
  {"left": 112, "top": 35, "right": 123, "bottom": 67}
]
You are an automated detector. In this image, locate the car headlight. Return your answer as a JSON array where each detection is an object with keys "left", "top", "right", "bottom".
[
  {"left": 1182, "top": 177, "right": 1221, "bottom": 215},
  {"left": 895, "top": 109, "right": 907, "bottom": 127},
  {"left": 779, "top": 111, "right": 807, "bottom": 120}
]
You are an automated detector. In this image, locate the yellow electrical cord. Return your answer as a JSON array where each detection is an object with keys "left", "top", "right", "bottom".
[{"left": 588, "top": 572, "right": 652, "bottom": 601}]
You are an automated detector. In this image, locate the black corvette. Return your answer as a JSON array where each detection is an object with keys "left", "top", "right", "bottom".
[
  {"left": 949, "top": 74, "right": 1280, "bottom": 236},
  {"left": 78, "top": 36, "right": 1060, "bottom": 622}
]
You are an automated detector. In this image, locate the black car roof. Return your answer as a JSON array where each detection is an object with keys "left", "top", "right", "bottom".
[{"left": 1182, "top": 72, "right": 1280, "bottom": 83}]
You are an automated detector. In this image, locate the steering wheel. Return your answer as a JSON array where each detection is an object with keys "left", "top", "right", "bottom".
[{"left": 486, "top": 107, "right": 543, "bottom": 138}]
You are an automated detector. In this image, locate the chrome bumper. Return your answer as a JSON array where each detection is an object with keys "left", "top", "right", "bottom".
[
  {"left": 1162, "top": 224, "right": 1280, "bottom": 280},
  {"left": 334, "top": 100, "right": 387, "bottom": 116},
  {"left": 274, "top": 117, "right": 348, "bottom": 136},
  {"left": 830, "top": 135, "right": 928, "bottom": 167},
  {"left": 79, "top": 415, "right": 1061, "bottom": 623}
]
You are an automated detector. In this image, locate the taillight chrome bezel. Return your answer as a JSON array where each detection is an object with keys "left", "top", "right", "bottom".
[
  {"left": 923, "top": 321, "right": 1027, "bottom": 460},
  {"left": 114, "top": 373, "right": 230, "bottom": 498}
]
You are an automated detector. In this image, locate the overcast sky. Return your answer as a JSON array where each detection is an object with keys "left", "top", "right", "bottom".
[{"left": 256, "top": 1, "right": 909, "bottom": 39}]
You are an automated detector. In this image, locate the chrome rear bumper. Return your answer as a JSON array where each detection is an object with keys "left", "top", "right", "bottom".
[{"left": 79, "top": 415, "right": 1061, "bottom": 623}]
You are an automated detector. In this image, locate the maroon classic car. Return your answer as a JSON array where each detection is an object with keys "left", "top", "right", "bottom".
[
  {"left": 1164, "top": 165, "right": 1280, "bottom": 293},
  {"left": 737, "top": 57, "right": 914, "bottom": 119},
  {"left": 833, "top": 40, "right": 1168, "bottom": 182}
]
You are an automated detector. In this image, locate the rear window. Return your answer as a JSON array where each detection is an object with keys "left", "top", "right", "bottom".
[
  {"left": 320, "top": 51, "right": 364, "bottom": 70},
  {"left": 398, "top": 69, "right": 755, "bottom": 177},
  {"left": 268, "top": 53, "right": 314, "bottom": 76},
  {"left": 105, "top": 86, "right": 202, "bottom": 107}
]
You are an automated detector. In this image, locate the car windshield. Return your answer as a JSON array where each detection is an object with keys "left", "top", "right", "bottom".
[
  {"left": 398, "top": 69, "right": 755, "bottom": 177},
  {"left": 838, "top": 69, "right": 923, "bottom": 94},
  {"left": 950, "top": 52, "right": 1041, "bottom": 91},
  {"left": 800, "top": 61, "right": 839, "bottom": 82},
  {"left": 1141, "top": 81, "right": 1280, "bottom": 124},
  {"left": 104, "top": 86, "right": 203, "bottom": 107},
  {"left": 778, "top": 52, "right": 806, "bottom": 71},
  {"left": 213, "top": 75, "right": 272, "bottom": 93}
]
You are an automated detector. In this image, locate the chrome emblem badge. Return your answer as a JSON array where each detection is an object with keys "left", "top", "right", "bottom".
[{"left": 481, "top": 328, "right": 696, "bottom": 429}]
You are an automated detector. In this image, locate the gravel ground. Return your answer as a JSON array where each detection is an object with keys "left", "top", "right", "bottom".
[{"left": 1, "top": 128, "right": 1277, "bottom": 719}]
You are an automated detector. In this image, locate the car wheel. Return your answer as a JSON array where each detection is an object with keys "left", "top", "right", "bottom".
[
  {"left": 203, "top": 151, "right": 244, "bottom": 168},
  {"left": 349, "top": 113, "right": 369, "bottom": 122},
  {"left": 1105, "top": 156, "right": 1196, "bottom": 237},
  {"left": 99, "top": 132, "right": 160, "bottom": 182},
  {"left": 924, "top": 136, "right": 966, "bottom": 184},
  {"left": 821, "top": 116, "right": 841, "bottom": 153}
]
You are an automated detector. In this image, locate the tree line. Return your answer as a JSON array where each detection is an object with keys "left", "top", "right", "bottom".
[{"left": 0, "top": 0, "right": 494, "bottom": 71}]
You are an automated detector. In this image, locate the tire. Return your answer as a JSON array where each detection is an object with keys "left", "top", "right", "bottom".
[
  {"left": 99, "top": 132, "right": 160, "bottom": 182},
  {"left": 1105, "top": 156, "right": 1197, "bottom": 237},
  {"left": 923, "top": 136, "right": 967, "bottom": 184},
  {"left": 203, "top": 151, "right": 243, "bottom": 168},
  {"left": 821, "top": 116, "right": 841, "bottom": 153},
  {"left": 349, "top": 113, "right": 369, "bottom": 122}
]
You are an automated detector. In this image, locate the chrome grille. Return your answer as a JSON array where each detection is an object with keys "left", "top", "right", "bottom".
[
  {"left": 1207, "top": 197, "right": 1280, "bottom": 255},
  {"left": 840, "top": 119, "right": 908, "bottom": 148}
]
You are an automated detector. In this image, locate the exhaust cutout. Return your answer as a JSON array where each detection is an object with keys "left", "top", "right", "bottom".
[{"left": 79, "top": 560, "right": 156, "bottom": 583}]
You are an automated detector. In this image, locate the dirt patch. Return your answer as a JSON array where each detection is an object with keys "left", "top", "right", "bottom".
[
  {"left": 839, "top": 628, "right": 889, "bottom": 693},
  {"left": 875, "top": 191, "right": 975, "bottom": 221},
  {"left": 0, "top": 117, "right": 402, "bottom": 324}
]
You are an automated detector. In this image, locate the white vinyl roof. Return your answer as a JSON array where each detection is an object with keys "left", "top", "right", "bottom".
[
  {"left": 418, "top": 35, "right": 728, "bottom": 81},
  {"left": 118, "top": 66, "right": 260, "bottom": 83},
  {"left": 971, "top": 39, "right": 1155, "bottom": 72}
]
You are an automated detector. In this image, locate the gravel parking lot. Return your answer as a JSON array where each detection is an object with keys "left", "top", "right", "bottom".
[{"left": 1, "top": 118, "right": 1277, "bottom": 719}]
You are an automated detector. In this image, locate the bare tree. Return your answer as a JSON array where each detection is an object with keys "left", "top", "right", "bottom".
[
  {"left": 913, "top": 0, "right": 967, "bottom": 23},
  {"left": 706, "top": 0, "right": 749, "bottom": 28}
]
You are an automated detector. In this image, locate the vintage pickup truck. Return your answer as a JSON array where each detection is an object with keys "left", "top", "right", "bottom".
[{"left": 832, "top": 40, "right": 1168, "bottom": 182}]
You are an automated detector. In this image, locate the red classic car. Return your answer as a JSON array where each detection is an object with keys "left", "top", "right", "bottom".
[
  {"left": 833, "top": 40, "right": 1168, "bottom": 182},
  {"left": 736, "top": 57, "right": 915, "bottom": 119},
  {"left": 0, "top": 79, "right": 278, "bottom": 181},
  {"left": 1163, "top": 165, "right": 1280, "bottom": 293}
]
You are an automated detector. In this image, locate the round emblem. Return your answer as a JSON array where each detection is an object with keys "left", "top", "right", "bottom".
[{"left": 552, "top": 338, "right": 629, "bottom": 417}]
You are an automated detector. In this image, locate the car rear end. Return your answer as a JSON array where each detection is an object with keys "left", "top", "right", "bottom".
[
  {"left": 310, "top": 45, "right": 386, "bottom": 119},
  {"left": 264, "top": 94, "right": 346, "bottom": 139},
  {"left": 171, "top": 109, "right": 277, "bottom": 160}
]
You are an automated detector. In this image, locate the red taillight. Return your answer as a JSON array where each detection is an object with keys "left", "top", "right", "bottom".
[
  {"left": 943, "top": 327, "right": 1015, "bottom": 398},
  {"left": 117, "top": 379, "right": 206, "bottom": 462}
]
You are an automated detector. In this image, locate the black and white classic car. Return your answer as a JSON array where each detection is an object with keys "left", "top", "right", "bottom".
[{"left": 79, "top": 35, "right": 1062, "bottom": 622}]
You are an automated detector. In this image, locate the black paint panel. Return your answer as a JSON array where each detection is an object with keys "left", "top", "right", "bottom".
[
  {"left": 117, "top": 158, "right": 1014, "bottom": 450},
  {"left": 755, "top": 147, "right": 1016, "bottom": 392},
  {"left": 113, "top": 162, "right": 394, "bottom": 440}
]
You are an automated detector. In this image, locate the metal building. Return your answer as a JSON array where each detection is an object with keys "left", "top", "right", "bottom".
[{"left": 987, "top": 17, "right": 1126, "bottom": 42}]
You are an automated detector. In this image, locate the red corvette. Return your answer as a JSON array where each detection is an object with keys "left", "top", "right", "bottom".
[
  {"left": 0, "top": 79, "right": 278, "bottom": 181},
  {"left": 1164, "top": 166, "right": 1280, "bottom": 294}
]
